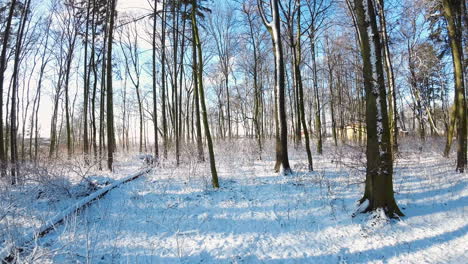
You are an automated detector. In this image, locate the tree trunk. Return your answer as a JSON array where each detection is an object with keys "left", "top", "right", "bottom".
[
  {"left": 64, "top": 27, "right": 77, "bottom": 159},
  {"left": 295, "top": 1, "right": 313, "bottom": 171},
  {"left": 258, "top": 0, "right": 292, "bottom": 174},
  {"left": 226, "top": 77, "right": 232, "bottom": 139},
  {"left": 137, "top": 85, "right": 143, "bottom": 152},
  {"left": 178, "top": 6, "right": 187, "bottom": 158},
  {"left": 325, "top": 40, "right": 338, "bottom": 146},
  {"left": 310, "top": 30, "right": 323, "bottom": 154},
  {"left": 172, "top": 1, "right": 180, "bottom": 166},
  {"left": 30, "top": 20, "right": 51, "bottom": 162},
  {"left": 99, "top": 26, "right": 107, "bottom": 170},
  {"left": 10, "top": 0, "right": 31, "bottom": 184},
  {"left": 192, "top": 0, "right": 219, "bottom": 188},
  {"left": 192, "top": 28, "right": 204, "bottom": 162},
  {"left": 443, "top": 106, "right": 456, "bottom": 157},
  {"left": 352, "top": 0, "right": 403, "bottom": 217},
  {"left": 90, "top": 0, "right": 98, "bottom": 162},
  {"left": 376, "top": 0, "right": 398, "bottom": 154},
  {"left": 0, "top": 0, "right": 17, "bottom": 177},
  {"left": 152, "top": 1, "right": 159, "bottom": 162},
  {"left": 443, "top": 0, "right": 467, "bottom": 172},
  {"left": 106, "top": 0, "right": 116, "bottom": 171},
  {"left": 83, "top": 0, "right": 91, "bottom": 163},
  {"left": 161, "top": 0, "right": 168, "bottom": 160},
  {"left": 245, "top": 7, "right": 263, "bottom": 159}
]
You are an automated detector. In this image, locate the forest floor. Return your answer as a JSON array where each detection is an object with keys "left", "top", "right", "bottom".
[{"left": 1, "top": 138, "right": 467, "bottom": 263}]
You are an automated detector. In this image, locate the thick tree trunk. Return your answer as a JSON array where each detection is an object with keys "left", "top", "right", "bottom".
[
  {"left": 352, "top": 0, "right": 403, "bottom": 217},
  {"left": 443, "top": 0, "right": 467, "bottom": 172},
  {"left": 274, "top": 2, "right": 292, "bottom": 173}
]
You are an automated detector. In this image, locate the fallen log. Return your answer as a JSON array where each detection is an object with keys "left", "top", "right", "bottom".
[{"left": 0, "top": 167, "right": 152, "bottom": 263}]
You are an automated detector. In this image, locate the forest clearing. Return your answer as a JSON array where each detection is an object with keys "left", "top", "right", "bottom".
[{"left": 1, "top": 139, "right": 467, "bottom": 263}]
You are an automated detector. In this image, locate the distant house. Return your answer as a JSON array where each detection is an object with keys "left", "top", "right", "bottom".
[{"left": 345, "top": 123, "right": 366, "bottom": 141}]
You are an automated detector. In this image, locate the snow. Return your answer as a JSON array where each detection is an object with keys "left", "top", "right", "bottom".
[
  {"left": 0, "top": 155, "right": 146, "bottom": 260},
  {"left": 0, "top": 167, "right": 151, "bottom": 261},
  {"left": 1, "top": 139, "right": 468, "bottom": 263}
]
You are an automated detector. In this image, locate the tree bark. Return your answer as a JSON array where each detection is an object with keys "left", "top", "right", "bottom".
[
  {"left": 0, "top": 0, "right": 17, "bottom": 177},
  {"left": 161, "top": 0, "right": 168, "bottom": 160},
  {"left": 106, "top": 0, "right": 116, "bottom": 171},
  {"left": 192, "top": 26, "right": 204, "bottom": 162},
  {"left": 258, "top": 0, "right": 292, "bottom": 174},
  {"left": 192, "top": 0, "right": 219, "bottom": 188},
  {"left": 152, "top": 0, "right": 159, "bottom": 162},
  {"left": 351, "top": 0, "right": 403, "bottom": 217},
  {"left": 443, "top": 106, "right": 456, "bottom": 157},
  {"left": 325, "top": 38, "right": 338, "bottom": 146},
  {"left": 376, "top": 0, "right": 398, "bottom": 154},
  {"left": 443, "top": 0, "right": 467, "bottom": 172},
  {"left": 294, "top": 0, "right": 313, "bottom": 171},
  {"left": 83, "top": 0, "right": 91, "bottom": 163},
  {"left": 10, "top": 0, "right": 30, "bottom": 183},
  {"left": 310, "top": 30, "right": 323, "bottom": 154}
]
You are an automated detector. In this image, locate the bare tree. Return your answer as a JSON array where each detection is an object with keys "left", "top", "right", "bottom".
[
  {"left": 151, "top": 0, "right": 159, "bottom": 162},
  {"left": 107, "top": 0, "right": 117, "bottom": 170},
  {"left": 348, "top": 0, "right": 403, "bottom": 217},
  {"left": 10, "top": 0, "right": 32, "bottom": 183},
  {"left": 191, "top": 0, "right": 219, "bottom": 188},
  {"left": 207, "top": 3, "right": 237, "bottom": 140},
  {"left": 442, "top": 0, "right": 467, "bottom": 172},
  {"left": 258, "top": 0, "right": 292, "bottom": 174},
  {"left": 0, "top": 0, "right": 17, "bottom": 177},
  {"left": 119, "top": 21, "right": 144, "bottom": 153},
  {"left": 242, "top": 1, "right": 264, "bottom": 159}
]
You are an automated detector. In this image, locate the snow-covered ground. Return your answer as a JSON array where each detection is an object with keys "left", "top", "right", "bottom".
[
  {"left": 0, "top": 155, "right": 146, "bottom": 259},
  {"left": 2, "top": 139, "right": 467, "bottom": 263}
]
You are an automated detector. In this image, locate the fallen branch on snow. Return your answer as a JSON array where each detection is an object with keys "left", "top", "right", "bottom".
[{"left": 0, "top": 167, "right": 152, "bottom": 263}]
